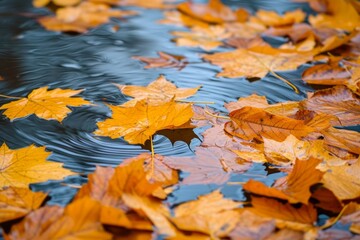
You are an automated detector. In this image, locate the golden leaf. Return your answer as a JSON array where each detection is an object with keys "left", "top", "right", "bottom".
[
  {"left": 0, "top": 187, "right": 47, "bottom": 223},
  {"left": 94, "top": 99, "right": 193, "bottom": 145},
  {"left": 116, "top": 75, "right": 200, "bottom": 106},
  {"left": 0, "top": 86, "right": 90, "bottom": 122},
  {"left": 0, "top": 143, "right": 75, "bottom": 188},
  {"left": 224, "top": 107, "right": 314, "bottom": 142},
  {"left": 256, "top": 9, "right": 306, "bottom": 27}
]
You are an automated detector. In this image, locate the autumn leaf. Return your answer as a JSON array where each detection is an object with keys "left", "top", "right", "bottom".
[
  {"left": 0, "top": 86, "right": 90, "bottom": 122},
  {"left": 116, "top": 75, "right": 200, "bottom": 107},
  {"left": 255, "top": 9, "right": 306, "bottom": 27},
  {"left": 302, "top": 62, "right": 351, "bottom": 85},
  {"left": 339, "top": 202, "right": 360, "bottom": 234},
  {"left": 0, "top": 144, "right": 74, "bottom": 188},
  {"left": 243, "top": 157, "right": 324, "bottom": 204},
  {"left": 323, "top": 127, "right": 360, "bottom": 155},
  {"left": 159, "top": 10, "right": 210, "bottom": 28},
  {"left": 177, "top": 0, "right": 248, "bottom": 24},
  {"left": 224, "top": 107, "right": 314, "bottom": 142},
  {"left": 172, "top": 26, "right": 231, "bottom": 51},
  {"left": 132, "top": 52, "right": 188, "bottom": 70},
  {"left": 300, "top": 85, "right": 360, "bottom": 126},
  {"left": 250, "top": 196, "right": 317, "bottom": 225},
  {"left": 33, "top": 0, "right": 81, "bottom": 7},
  {"left": 6, "top": 197, "right": 112, "bottom": 240},
  {"left": 171, "top": 190, "right": 241, "bottom": 237},
  {"left": 203, "top": 46, "right": 314, "bottom": 79},
  {"left": 225, "top": 36, "right": 270, "bottom": 49},
  {"left": 0, "top": 187, "right": 47, "bottom": 223},
  {"left": 165, "top": 147, "right": 251, "bottom": 185},
  {"left": 95, "top": 98, "right": 193, "bottom": 145},
  {"left": 311, "top": 187, "right": 343, "bottom": 213}
]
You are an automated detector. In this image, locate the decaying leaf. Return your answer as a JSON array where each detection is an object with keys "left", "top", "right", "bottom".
[
  {"left": 203, "top": 46, "right": 313, "bottom": 78},
  {"left": 132, "top": 52, "right": 188, "bottom": 70},
  {"left": 94, "top": 99, "right": 193, "bottom": 144},
  {"left": 225, "top": 107, "right": 314, "bottom": 142},
  {"left": 171, "top": 190, "right": 241, "bottom": 237},
  {"left": 0, "top": 86, "right": 90, "bottom": 122},
  {"left": 0, "top": 144, "right": 74, "bottom": 188},
  {"left": 0, "top": 187, "right": 47, "bottom": 223},
  {"left": 116, "top": 75, "right": 200, "bottom": 106},
  {"left": 243, "top": 157, "right": 323, "bottom": 204}
]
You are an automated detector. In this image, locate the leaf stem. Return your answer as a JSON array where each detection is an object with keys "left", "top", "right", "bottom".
[
  {"left": 204, "top": 110, "right": 230, "bottom": 119},
  {"left": 0, "top": 94, "right": 22, "bottom": 99},
  {"left": 150, "top": 135, "right": 155, "bottom": 178},
  {"left": 319, "top": 204, "right": 349, "bottom": 230},
  {"left": 176, "top": 99, "right": 215, "bottom": 104}
]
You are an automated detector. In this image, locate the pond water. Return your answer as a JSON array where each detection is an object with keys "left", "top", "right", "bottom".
[{"left": 0, "top": 0, "right": 316, "bottom": 209}]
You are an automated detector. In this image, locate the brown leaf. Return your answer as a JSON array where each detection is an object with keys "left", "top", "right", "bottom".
[
  {"left": 89, "top": 0, "right": 174, "bottom": 9},
  {"left": 243, "top": 157, "right": 323, "bottom": 204},
  {"left": 300, "top": 85, "right": 360, "bottom": 126},
  {"left": 323, "top": 127, "right": 360, "bottom": 155},
  {"left": 165, "top": 147, "right": 251, "bottom": 185},
  {"left": 225, "top": 107, "right": 314, "bottom": 142},
  {"left": 255, "top": 9, "right": 306, "bottom": 27},
  {"left": 203, "top": 46, "right": 313, "bottom": 78},
  {"left": 311, "top": 187, "right": 343, "bottom": 213},
  {"left": 132, "top": 52, "right": 188, "bottom": 70},
  {"left": 0, "top": 187, "right": 47, "bottom": 224},
  {"left": 263, "top": 23, "right": 314, "bottom": 43},
  {"left": 302, "top": 62, "right": 351, "bottom": 85},
  {"left": 171, "top": 190, "right": 241, "bottom": 237},
  {"left": 225, "top": 36, "right": 270, "bottom": 49}
]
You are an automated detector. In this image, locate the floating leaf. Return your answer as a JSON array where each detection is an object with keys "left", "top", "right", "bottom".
[
  {"left": 255, "top": 9, "right": 306, "bottom": 27},
  {"left": 95, "top": 99, "right": 193, "bottom": 144},
  {"left": 133, "top": 52, "right": 188, "bottom": 70},
  {"left": 0, "top": 187, "right": 47, "bottom": 224},
  {"left": 0, "top": 86, "right": 90, "bottom": 122},
  {"left": 0, "top": 144, "right": 74, "bottom": 188}
]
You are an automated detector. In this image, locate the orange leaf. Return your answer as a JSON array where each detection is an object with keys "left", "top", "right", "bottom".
[
  {"left": 132, "top": 52, "right": 188, "bottom": 70},
  {"left": 177, "top": 0, "right": 248, "bottom": 24},
  {"left": 323, "top": 127, "right": 360, "bottom": 155},
  {"left": 0, "top": 187, "right": 47, "bottom": 224},
  {"left": 250, "top": 196, "right": 317, "bottom": 225},
  {"left": 0, "top": 143, "right": 74, "bottom": 188},
  {"left": 94, "top": 99, "right": 193, "bottom": 144},
  {"left": 203, "top": 46, "right": 313, "bottom": 78},
  {"left": 244, "top": 157, "right": 323, "bottom": 204},
  {"left": 159, "top": 10, "right": 210, "bottom": 28},
  {"left": 300, "top": 85, "right": 360, "bottom": 126},
  {"left": 225, "top": 106, "right": 314, "bottom": 142},
  {"left": 0, "top": 87, "right": 90, "bottom": 122},
  {"left": 116, "top": 75, "right": 200, "bottom": 106},
  {"left": 171, "top": 190, "right": 241, "bottom": 237},
  {"left": 256, "top": 9, "right": 306, "bottom": 27}
]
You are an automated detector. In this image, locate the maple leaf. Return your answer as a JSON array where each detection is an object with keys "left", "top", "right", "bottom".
[
  {"left": 302, "top": 62, "right": 351, "bottom": 85},
  {"left": 171, "top": 190, "right": 241, "bottom": 238},
  {"left": 225, "top": 36, "right": 270, "bottom": 49},
  {"left": 203, "top": 46, "right": 314, "bottom": 79},
  {"left": 116, "top": 75, "right": 200, "bottom": 107},
  {"left": 0, "top": 86, "right": 90, "bottom": 122},
  {"left": 323, "top": 127, "right": 360, "bottom": 155},
  {"left": 224, "top": 106, "right": 314, "bottom": 142},
  {"left": 243, "top": 157, "right": 324, "bottom": 204},
  {"left": 177, "top": 0, "right": 249, "bottom": 24},
  {"left": 309, "top": 0, "right": 360, "bottom": 31},
  {"left": 172, "top": 26, "right": 231, "bottom": 51},
  {"left": 311, "top": 187, "right": 343, "bottom": 213},
  {"left": 263, "top": 23, "right": 314, "bottom": 43},
  {"left": 0, "top": 187, "right": 47, "bottom": 224},
  {"left": 132, "top": 52, "right": 188, "bottom": 70},
  {"left": 300, "top": 85, "right": 360, "bottom": 126},
  {"left": 94, "top": 99, "right": 193, "bottom": 145},
  {"left": 165, "top": 147, "right": 251, "bottom": 185},
  {"left": 38, "top": 2, "right": 137, "bottom": 33},
  {"left": 159, "top": 10, "right": 210, "bottom": 28},
  {"left": 0, "top": 144, "right": 74, "bottom": 188},
  {"left": 6, "top": 197, "right": 112, "bottom": 240},
  {"left": 255, "top": 9, "right": 306, "bottom": 27}
]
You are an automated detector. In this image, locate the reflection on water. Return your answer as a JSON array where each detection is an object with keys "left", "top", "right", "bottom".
[{"left": 0, "top": 0, "right": 313, "bottom": 207}]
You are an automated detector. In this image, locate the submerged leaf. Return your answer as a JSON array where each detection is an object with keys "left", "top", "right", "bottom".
[{"left": 132, "top": 52, "right": 188, "bottom": 70}]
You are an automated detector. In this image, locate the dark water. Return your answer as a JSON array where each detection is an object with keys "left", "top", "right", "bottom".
[{"left": 0, "top": 0, "right": 314, "bottom": 210}]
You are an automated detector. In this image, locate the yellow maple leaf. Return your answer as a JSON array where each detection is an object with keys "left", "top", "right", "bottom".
[
  {"left": 116, "top": 75, "right": 200, "bottom": 107},
  {"left": 94, "top": 99, "right": 193, "bottom": 144},
  {"left": 0, "top": 86, "right": 91, "bottom": 122},
  {"left": 0, "top": 143, "right": 75, "bottom": 188}
]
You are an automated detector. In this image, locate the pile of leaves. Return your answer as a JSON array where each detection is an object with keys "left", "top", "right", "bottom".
[{"left": 1, "top": 0, "right": 360, "bottom": 239}]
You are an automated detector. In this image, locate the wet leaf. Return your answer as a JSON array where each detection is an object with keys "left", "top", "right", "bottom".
[
  {"left": 225, "top": 107, "right": 314, "bottom": 142},
  {"left": 323, "top": 127, "right": 360, "bottom": 155},
  {"left": 116, "top": 75, "right": 200, "bottom": 107},
  {"left": 0, "top": 187, "right": 47, "bottom": 224},
  {"left": 94, "top": 99, "right": 193, "bottom": 144},
  {"left": 243, "top": 157, "right": 323, "bottom": 204},
  {"left": 0, "top": 144, "right": 74, "bottom": 188},
  {"left": 302, "top": 62, "right": 351, "bottom": 85},
  {"left": 132, "top": 52, "right": 188, "bottom": 70},
  {"left": 6, "top": 197, "right": 112, "bottom": 240},
  {"left": 311, "top": 187, "right": 343, "bottom": 213},
  {"left": 225, "top": 36, "right": 270, "bottom": 49},
  {"left": 159, "top": 10, "right": 210, "bottom": 28},
  {"left": 171, "top": 190, "right": 241, "bottom": 237},
  {"left": 301, "top": 85, "right": 360, "bottom": 126},
  {"left": 165, "top": 147, "right": 251, "bottom": 185},
  {"left": 0, "top": 86, "right": 90, "bottom": 122},
  {"left": 177, "top": 0, "right": 248, "bottom": 24},
  {"left": 203, "top": 46, "right": 313, "bottom": 78},
  {"left": 255, "top": 9, "right": 306, "bottom": 27},
  {"left": 33, "top": 0, "right": 81, "bottom": 7}
]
